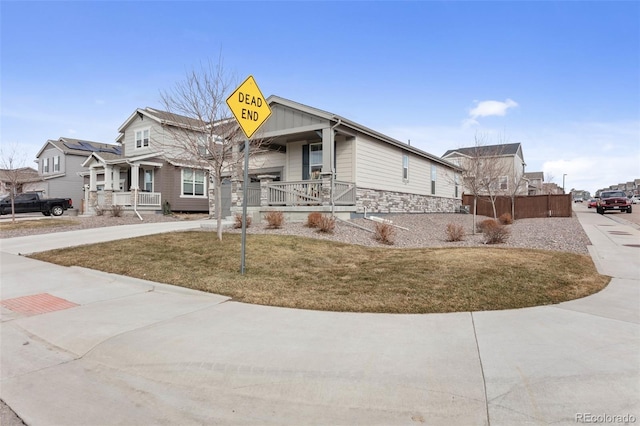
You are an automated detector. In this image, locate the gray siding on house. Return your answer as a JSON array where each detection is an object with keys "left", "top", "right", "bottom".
[
  {"left": 335, "top": 137, "right": 354, "bottom": 182},
  {"left": 354, "top": 134, "right": 457, "bottom": 198},
  {"left": 158, "top": 163, "right": 209, "bottom": 212},
  {"left": 260, "top": 104, "right": 327, "bottom": 134},
  {"left": 38, "top": 145, "right": 88, "bottom": 210}
]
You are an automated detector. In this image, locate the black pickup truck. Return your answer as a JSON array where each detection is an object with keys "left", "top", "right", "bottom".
[{"left": 0, "top": 192, "right": 73, "bottom": 216}]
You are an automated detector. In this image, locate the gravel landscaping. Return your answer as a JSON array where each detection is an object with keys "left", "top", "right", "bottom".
[
  {"left": 227, "top": 213, "right": 592, "bottom": 255},
  {"left": 1, "top": 212, "right": 592, "bottom": 255}
]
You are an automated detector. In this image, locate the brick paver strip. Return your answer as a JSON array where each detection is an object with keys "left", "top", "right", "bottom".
[{"left": 1, "top": 293, "right": 79, "bottom": 316}]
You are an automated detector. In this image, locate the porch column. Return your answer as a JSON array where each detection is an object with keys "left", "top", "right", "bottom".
[
  {"left": 130, "top": 164, "right": 140, "bottom": 207},
  {"left": 112, "top": 166, "right": 121, "bottom": 191},
  {"left": 258, "top": 175, "right": 275, "bottom": 207},
  {"left": 89, "top": 167, "right": 97, "bottom": 191},
  {"left": 130, "top": 164, "right": 140, "bottom": 190},
  {"left": 321, "top": 127, "right": 333, "bottom": 176},
  {"left": 104, "top": 165, "right": 114, "bottom": 206},
  {"left": 104, "top": 165, "right": 113, "bottom": 191}
]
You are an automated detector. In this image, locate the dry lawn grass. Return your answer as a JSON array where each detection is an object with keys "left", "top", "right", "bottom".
[
  {"left": 0, "top": 218, "right": 79, "bottom": 232},
  {"left": 30, "top": 232, "right": 609, "bottom": 314}
]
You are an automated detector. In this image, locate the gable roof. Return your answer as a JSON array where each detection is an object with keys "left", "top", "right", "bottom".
[
  {"left": 36, "top": 137, "right": 121, "bottom": 158},
  {"left": 442, "top": 143, "right": 522, "bottom": 159},
  {"left": 266, "top": 96, "right": 461, "bottom": 170},
  {"left": 0, "top": 167, "right": 41, "bottom": 183},
  {"left": 524, "top": 171, "right": 544, "bottom": 181},
  {"left": 117, "top": 107, "right": 207, "bottom": 135}
]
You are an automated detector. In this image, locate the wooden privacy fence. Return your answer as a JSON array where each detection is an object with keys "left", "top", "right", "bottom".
[{"left": 461, "top": 194, "right": 572, "bottom": 219}]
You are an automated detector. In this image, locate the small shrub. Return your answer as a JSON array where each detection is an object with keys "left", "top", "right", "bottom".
[
  {"left": 477, "top": 219, "right": 499, "bottom": 233},
  {"left": 374, "top": 222, "right": 396, "bottom": 245},
  {"left": 499, "top": 212, "right": 513, "bottom": 225},
  {"left": 110, "top": 205, "right": 124, "bottom": 217},
  {"left": 483, "top": 223, "right": 511, "bottom": 244},
  {"left": 264, "top": 211, "right": 284, "bottom": 229},
  {"left": 306, "top": 212, "right": 323, "bottom": 228},
  {"left": 317, "top": 215, "right": 335, "bottom": 233},
  {"left": 445, "top": 223, "right": 465, "bottom": 242},
  {"left": 234, "top": 213, "right": 252, "bottom": 229},
  {"left": 94, "top": 205, "right": 105, "bottom": 216}
]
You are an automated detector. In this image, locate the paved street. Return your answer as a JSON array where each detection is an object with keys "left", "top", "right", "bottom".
[{"left": 0, "top": 213, "right": 638, "bottom": 425}]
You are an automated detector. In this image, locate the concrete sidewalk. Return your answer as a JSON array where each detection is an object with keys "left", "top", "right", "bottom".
[{"left": 0, "top": 213, "right": 638, "bottom": 425}]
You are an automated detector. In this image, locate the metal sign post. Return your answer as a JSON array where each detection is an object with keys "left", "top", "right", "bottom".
[
  {"left": 240, "top": 139, "right": 249, "bottom": 274},
  {"left": 226, "top": 75, "right": 272, "bottom": 275}
]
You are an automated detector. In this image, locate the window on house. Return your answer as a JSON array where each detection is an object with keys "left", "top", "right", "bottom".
[
  {"left": 431, "top": 164, "right": 437, "bottom": 195},
  {"left": 455, "top": 174, "right": 460, "bottom": 198},
  {"left": 500, "top": 176, "right": 508, "bottom": 191},
  {"left": 402, "top": 155, "right": 409, "bottom": 180},
  {"left": 144, "top": 169, "right": 153, "bottom": 192},
  {"left": 197, "top": 135, "right": 208, "bottom": 157},
  {"left": 309, "top": 143, "right": 322, "bottom": 178},
  {"left": 53, "top": 156, "right": 60, "bottom": 172},
  {"left": 182, "top": 168, "right": 206, "bottom": 196},
  {"left": 135, "top": 129, "right": 150, "bottom": 148},
  {"left": 43, "top": 158, "right": 49, "bottom": 173}
]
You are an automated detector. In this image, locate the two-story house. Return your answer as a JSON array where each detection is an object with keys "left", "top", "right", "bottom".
[
  {"left": 82, "top": 107, "right": 211, "bottom": 215},
  {"left": 35, "top": 138, "right": 121, "bottom": 212},
  {"left": 442, "top": 143, "right": 527, "bottom": 197}
]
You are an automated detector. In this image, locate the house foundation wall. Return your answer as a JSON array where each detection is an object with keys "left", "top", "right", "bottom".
[{"left": 356, "top": 187, "right": 461, "bottom": 214}]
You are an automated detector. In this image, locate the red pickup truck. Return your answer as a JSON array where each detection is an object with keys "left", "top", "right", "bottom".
[{"left": 596, "top": 191, "right": 632, "bottom": 214}]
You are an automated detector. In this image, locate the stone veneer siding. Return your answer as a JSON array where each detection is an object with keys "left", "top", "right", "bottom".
[{"left": 356, "top": 187, "right": 461, "bottom": 214}]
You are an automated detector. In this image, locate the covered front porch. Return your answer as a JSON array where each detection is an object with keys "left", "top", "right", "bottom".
[{"left": 83, "top": 153, "right": 164, "bottom": 214}]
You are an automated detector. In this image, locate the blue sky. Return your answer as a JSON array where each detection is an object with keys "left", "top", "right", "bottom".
[{"left": 2, "top": 1, "right": 638, "bottom": 194}]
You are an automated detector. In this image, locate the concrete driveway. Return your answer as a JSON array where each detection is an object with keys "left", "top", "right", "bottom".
[{"left": 1, "top": 214, "right": 638, "bottom": 425}]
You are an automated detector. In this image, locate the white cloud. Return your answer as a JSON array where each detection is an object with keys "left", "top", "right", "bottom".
[{"left": 463, "top": 98, "right": 519, "bottom": 127}]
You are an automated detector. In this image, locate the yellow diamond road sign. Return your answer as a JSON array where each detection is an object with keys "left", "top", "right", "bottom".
[{"left": 226, "top": 75, "right": 271, "bottom": 139}]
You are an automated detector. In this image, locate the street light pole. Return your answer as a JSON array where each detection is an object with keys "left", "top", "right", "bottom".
[{"left": 563, "top": 174, "right": 567, "bottom": 194}]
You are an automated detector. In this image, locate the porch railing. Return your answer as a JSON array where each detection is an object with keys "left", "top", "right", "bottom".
[
  {"left": 334, "top": 181, "right": 356, "bottom": 205},
  {"left": 264, "top": 180, "right": 355, "bottom": 206},
  {"left": 268, "top": 180, "right": 322, "bottom": 206},
  {"left": 96, "top": 191, "right": 161, "bottom": 207},
  {"left": 246, "top": 182, "right": 261, "bottom": 207}
]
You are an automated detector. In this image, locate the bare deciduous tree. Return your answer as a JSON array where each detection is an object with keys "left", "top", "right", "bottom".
[
  {"left": 453, "top": 133, "right": 511, "bottom": 231},
  {"left": 159, "top": 59, "right": 268, "bottom": 240},
  {"left": 0, "top": 143, "right": 30, "bottom": 222}
]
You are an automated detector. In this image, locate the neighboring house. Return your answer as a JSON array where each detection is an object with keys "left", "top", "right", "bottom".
[
  {"left": 35, "top": 138, "right": 121, "bottom": 213},
  {"left": 523, "top": 171, "right": 544, "bottom": 195},
  {"left": 442, "top": 143, "right": 527, "bottom": 196},
  {"left": 83, "top": 107, "right": 211, "bottom": 214},
  {"left": 0, "top": 167, "right": 44, "bottom": 197},
  {"left": 571, "top": 189, "right": 590, "bottom": 200},
  {"left": 542, "top": 182, "right": 562, "bottom": 194},
  {"left": 230, "top": 96, "right": 463, "bottom": 220}
]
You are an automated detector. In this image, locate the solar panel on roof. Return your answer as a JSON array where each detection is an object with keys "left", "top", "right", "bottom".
[{"left": 63, "top": 142, "right": 93, "bottom": 151}]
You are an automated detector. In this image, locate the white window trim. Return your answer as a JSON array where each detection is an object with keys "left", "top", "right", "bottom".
[
  {"left": 431, "top": 164, "right": 437, "bottom": 195},
  {"left": 500, "top": 175, "right": 508, "bottom": 191},
  {"left": 42, "top": 158, "right": 49, "bottom": 173},
  {"left": 143, "top": 169, "right": 154, "bottom": 192},
  {"left": 135, "top": 128, "right": 150, "bottom": 149},
  {"left": 309, "top": 142, "right": 323, "bottom": 177},
  {"left": 53, "top": 156, "right": 60, "bottom": 172},
  {"left": 402, "top": 155, "right": 409, "bottom": 182},
  {"left": 181, "top": 168, "right": 207, "bottom": 198}
]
